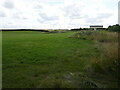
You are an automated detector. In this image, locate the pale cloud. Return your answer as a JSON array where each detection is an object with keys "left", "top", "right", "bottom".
[
  {"left": 38, "top": 12, "right": 59, "bottom": 21},
  {"left": 0, "top": 11, "right": 6, "bottom": 17},
  {"left": 0, "top": 0, "right": 119, "bottom": 29},
  {"left": 62, "top": 3, "right": 83, "bottom": 19},
  {"left": 3, "top": 0, "right": 15, "bottom": 9},
  {"left": 85, "top": 13, "right": 113, "bottom": 24}
]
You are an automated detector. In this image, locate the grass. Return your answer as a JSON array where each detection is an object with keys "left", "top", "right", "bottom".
[
  {"left": 71, "top": 30, "right": 119, "bottom": 88},
  {"left": 2, "top": 30, "right": 118, "bottom": 88},
  {"left": 0, "top": 31, "right": 2, "bottom": 89}
]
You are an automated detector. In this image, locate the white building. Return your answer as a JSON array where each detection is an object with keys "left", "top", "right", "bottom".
[{"left": 90, "top": 25, "right": 103, "bottom": 30}]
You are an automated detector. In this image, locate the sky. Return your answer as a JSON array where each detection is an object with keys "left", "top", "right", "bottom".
[
  {"left": 0, "top": 0, "right": 119, "bottom": 29},
  {"left": 118, "top": 1, "right": 120, "bottom": 25}
]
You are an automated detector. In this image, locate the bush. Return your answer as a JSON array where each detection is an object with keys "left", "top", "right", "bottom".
[
  {"left": 107, "top": 24, "right": 120, "bottom": 32},
  {"left": 71, "top": 28, "right": 89, "bottom": 31},
  {"left": 70, "top": 30, "right": 118, "bottom": 43},
  {"left": 71, "top": 31, "right": 119, "bottom": 87}
]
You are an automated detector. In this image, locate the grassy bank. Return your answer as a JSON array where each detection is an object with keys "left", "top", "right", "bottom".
[
  {"left": 70, "top": 30, "right": 118, "bottom": 88},
  {"left": 2, "top": 31, "right": 118, "bottom": 88}
]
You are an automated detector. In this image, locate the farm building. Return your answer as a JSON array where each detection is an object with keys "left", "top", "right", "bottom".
[{"left": 90, "top": 25, "right": 103, "bottom": 30}]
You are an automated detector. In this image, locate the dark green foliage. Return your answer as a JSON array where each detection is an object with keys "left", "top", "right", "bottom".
[
  {"left": 71, "top": 28, "right": 89, "bottom": 31},
  {"left": 97, "top": 28, "right": 106, "bottom": 30},
  {"left": 107, "top": 24, "right": 120, "bottom": 32},
  {"left": 71, "top": 28, "right": 80, "bottom": 31}
]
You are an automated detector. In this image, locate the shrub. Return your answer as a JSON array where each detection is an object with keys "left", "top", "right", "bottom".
[
  {"left": 71, "top": 30, "right": 118, "bottom": 86},
  {"left": 107, "top": 24, "right": 120, "bottom": 32},
  {"left": 70, "top": 30, "right": 118, "bottom": 43}
]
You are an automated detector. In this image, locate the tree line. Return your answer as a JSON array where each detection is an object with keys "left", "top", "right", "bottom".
[{"left": 70, "top": 24, "right": 120, "bottom": 32}]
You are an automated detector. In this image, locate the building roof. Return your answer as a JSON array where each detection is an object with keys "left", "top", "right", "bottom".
[{"left": 90, "top": 25, "right": 103, "bottom": 27}]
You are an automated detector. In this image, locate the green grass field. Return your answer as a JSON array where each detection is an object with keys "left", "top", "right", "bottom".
[
  {"left": 0, "top": 31, "right": 2, "bottom": 89},
  {"left": 2, "top": 31, "right": 118, "bottom": 88}
]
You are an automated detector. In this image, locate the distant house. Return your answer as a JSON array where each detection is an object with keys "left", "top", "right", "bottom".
[{"left": 90, "top": 25, "right": 103, "bottom": 30}]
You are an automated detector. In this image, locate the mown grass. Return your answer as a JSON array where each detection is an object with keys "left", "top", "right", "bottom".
[
  {"left": 2, "top": 31, "right": 118, "bottom": 88},
  {"left": 0, "top": 31, "right": 2, "bottom": 89}
]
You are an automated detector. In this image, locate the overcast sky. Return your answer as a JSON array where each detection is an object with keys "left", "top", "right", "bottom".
[{"left": 0, "top": 0, "right": 119, "bottom": 29}]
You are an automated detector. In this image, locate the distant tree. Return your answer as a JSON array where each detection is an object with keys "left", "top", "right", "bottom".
[
  {"left": 107, "top": 24, "right": 120, "bottom": 32},
  {"left": 71, "top": 28, "right": 80, "bottom": 31}
]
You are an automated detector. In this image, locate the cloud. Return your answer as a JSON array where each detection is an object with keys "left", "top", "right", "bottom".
[
  {"left": 38, "top": 12, "right": 59, "bottom": 22},
  {"left": 62, "top": 3, "right": 83, "bottom": 19},
  {"left": 97, "top": 13, "right": 113, "bottom": 19},
  {"left": 3, "top": 0, "right": 15, "bottom": 9},
  {"left": 0, "top": 11, "right": 6, "bottom": 17},
  {"left": 85, "top": 13, "right": 113, "bottom": 24},
  {"left": 0, "top": 0, "right": 119, "bottom": 29}
]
